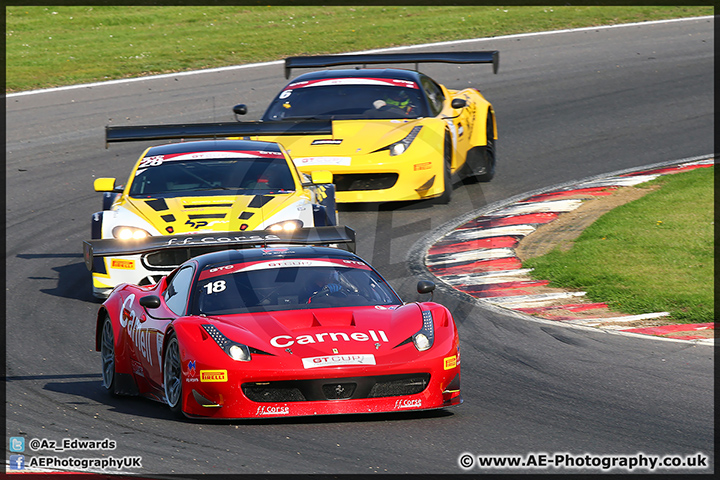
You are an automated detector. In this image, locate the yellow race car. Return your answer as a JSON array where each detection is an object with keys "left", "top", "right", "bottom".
[
  {"left": 88, "top": 135, "right": 338, "bottom": 299},
  {"left": 233, "top": 51, "right": 499, "bottom": 204}
]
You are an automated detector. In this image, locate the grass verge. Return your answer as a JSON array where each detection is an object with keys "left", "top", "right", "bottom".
[
  {"left": 523, "top": 167, "right": 715, "bottom": 323},
  {"left": 5, "top": 5, "right": 713, "bottom": 92}
]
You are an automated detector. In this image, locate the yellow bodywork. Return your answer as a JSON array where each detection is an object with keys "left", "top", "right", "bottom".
[{"left": 242, "top": 86, "right": 495, "bottom": 203}]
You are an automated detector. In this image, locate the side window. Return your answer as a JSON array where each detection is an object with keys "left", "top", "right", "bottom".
[
  {"left": 421, "top": 76, "right": 445, "bottom": 117},
  {"left": 164, "top": 266, "right": 195, "bottom": 315}
]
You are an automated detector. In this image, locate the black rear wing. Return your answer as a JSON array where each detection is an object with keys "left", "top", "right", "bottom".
[
  {"left": 105, "top": 120, "right": 332, "bottom": 146},
  {"left": 284, "top": 51, "right": 499, "bottom": 78},
  {"left": 83, "top": 226, "right": 356, "bottom": 271}
]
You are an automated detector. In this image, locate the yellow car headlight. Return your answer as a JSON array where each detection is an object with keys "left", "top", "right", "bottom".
[
  {"left": 112, "top": 226, "right": 151, "bottom": 240},
  {"left": 389, "top": 126, "right": 423, "bottom": 156},
  {"left": 266, "top": 220, "right": 303, "bottom": 233}
]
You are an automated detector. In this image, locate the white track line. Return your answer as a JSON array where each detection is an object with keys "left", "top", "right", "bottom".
[{"left": 7, "top": 16, "right": 713, "bottom": 98}]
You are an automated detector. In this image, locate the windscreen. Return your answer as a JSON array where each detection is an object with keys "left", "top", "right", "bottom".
[
  {"left": 192, "top": 258, "right": 401, "bottom": 315},
  {"left": 128, "top": 151, "right": 295, "bottom": 196},
  {"left": 263, "top": 78, "right": 428, "bottom": 121}
]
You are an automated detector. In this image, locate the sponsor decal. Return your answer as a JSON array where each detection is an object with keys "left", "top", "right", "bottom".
[
  {"left": 286, "top": 78, "right": 418, "bottom": 89},
  {"left": 120, "top": 295, "right": 155, "bottom": 367},
  {"left": 156, "top": 333, "right": 164, "bottom": 366},
  {"left": 413, "top": 162, "right": 432, "bottom": 171},
  {"left": 256, "top": 406, "right": 290, "bottom": 416},
  {"left": 131, "top": 359, "right": 144, "bottom": 377},
  {"left": 186, "top": 359, "right": 199, "bottom": 382},
  {"left": 165, "top": 233, "right": 280, "bottom": 247},
  {"left": 293, "top": 156, "right": 351, "bottom": 167},
  {"left": 444, "top": 355, "right": 457, "bottom": 370},
  {"left": 395, "top": 398, "right": 422, "bottom": 409},
  {"left": 271, "top": 330, "right": 389, "bottom": 348},
  {"left": 200, "top": 370, "right": 228, "bottom": 382},
  {"left": 200, "top": 258, "right": 371, "bottom": 280},
  {"left": 111, "top": 259, "right": 135, "bottom": 270},
  {"left": 302, "top": 354, "right": 376, "bottom": 369}
]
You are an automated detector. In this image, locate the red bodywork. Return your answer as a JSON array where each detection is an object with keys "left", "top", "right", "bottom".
[{"left": 96, "top": 273, "right": 461, "bottom": 419}]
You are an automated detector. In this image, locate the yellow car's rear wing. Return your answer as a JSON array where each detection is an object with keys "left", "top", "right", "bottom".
[
  {"left": 105, "top": 120, "right": 333, "bottom": 146},
  {"left": 83, "top": 226, "right": 357, "bottom": 272},
  {"left": 283, "top": 51, "right": 499, "bottom": 78}
]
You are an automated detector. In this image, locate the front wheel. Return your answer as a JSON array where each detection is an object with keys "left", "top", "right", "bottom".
[
  {"left": 433, "top": 134, "right": 453, "bottom": 204},
  {"left": 462, "top": 116, "right": 496, "bottom": 183},
  {"left": 100, "top": 315, "right": 117, "bottom": 396},
  {"left": 163, "top": 334, "right": 184, "bottom": 416}
]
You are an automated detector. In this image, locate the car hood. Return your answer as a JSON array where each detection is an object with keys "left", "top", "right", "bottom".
[
  {"left": 210, "top": 303, "right": 424, "bottom": 355},
  {"left": 123, "top": 192, "right": 302, "bottom": 234},
  {"left": 255, "top": 119, "right": 426, "bottom": 162}
]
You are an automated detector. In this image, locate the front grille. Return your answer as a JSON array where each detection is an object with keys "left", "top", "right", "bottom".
[
  {"left": 334, "top": 173, "right": 398, "bottom": 191},
  {"left": 242, "top": 373, "right": 430, "bottom": 403},
  {"left": 243, "top": 384, "right": 305, "bottom": 403},
  {"left": 368, "top": 375, "right": 428, "bottom": 397}
]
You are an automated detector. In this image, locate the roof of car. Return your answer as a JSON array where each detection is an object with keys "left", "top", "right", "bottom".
[
  {"left": 287, "top": 68, "right": 423, "bottom": 84},
  {"left": 146, "top": 139, "right": 283, "bottom": 157},
  {"left": 193, "top": 246, "right": 362, "bottom": 270}
]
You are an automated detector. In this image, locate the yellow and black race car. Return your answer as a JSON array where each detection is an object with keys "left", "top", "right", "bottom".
[
  {"left": 233, "top": 51, "right": 499, "bottom": 204},
  {"left": 88, "top": 133, "right": 338, "bottom": 299}
]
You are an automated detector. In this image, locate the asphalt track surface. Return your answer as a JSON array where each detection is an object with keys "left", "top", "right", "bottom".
[{"left": 5, "top": 18, "right": 714, "bottom": 475}]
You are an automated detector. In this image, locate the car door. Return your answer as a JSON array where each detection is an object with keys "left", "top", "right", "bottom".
[{"left": 140, "top": 265, "right": 195, "bottom": 391}]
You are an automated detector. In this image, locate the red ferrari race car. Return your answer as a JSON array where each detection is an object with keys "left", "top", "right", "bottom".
[{"left": 93, "top": 227, "right": 461, "bottom": 419}]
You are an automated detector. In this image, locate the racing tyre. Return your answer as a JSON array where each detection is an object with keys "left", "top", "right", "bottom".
[
  {"left": 163, "top": 334, "right": 184, "bottom": 416},
  {"left": 434, "top": 133, "right": 453, "bottom": 204},
  {"left": 100, "top": 315, "right": 117, "bottom": 396},
  {"left": 463, "top": 116, "right": 496, "bottom": 183}
]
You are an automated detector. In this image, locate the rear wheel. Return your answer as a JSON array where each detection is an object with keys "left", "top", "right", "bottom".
[
  {"left": 434, "top": 133, "right": 453, "bottom": 204},
  {"left": 163, "top": 334, "right": 184, "bottom": 416},
  {"left": 100, "top": 315, "right": 117, "bottom": 396}
]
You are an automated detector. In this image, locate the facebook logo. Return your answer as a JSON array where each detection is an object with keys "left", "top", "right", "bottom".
[
  {"left": 9, "top": 455, "right": 25, "bottom": 470},
  {"left": 10, "top": 436, "right": 25, "bottom": 452}
]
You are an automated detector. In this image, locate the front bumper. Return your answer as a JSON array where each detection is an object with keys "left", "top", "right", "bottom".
[
  {"left": 180, "top": 356, "right": 461, "bottom": 419},
  {"left": 296, "top": 149, "right": 446, "bottom": 203}
]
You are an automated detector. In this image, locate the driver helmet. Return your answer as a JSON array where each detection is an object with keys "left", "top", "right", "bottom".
[{"left": 385, "top": 89, "right": 411, "bottom": 109}]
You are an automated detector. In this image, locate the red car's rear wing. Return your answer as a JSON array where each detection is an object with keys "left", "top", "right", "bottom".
[
  {"left": 283, "top": 51, "right": 499, "bottom": 78},
  {"left": 83, "top": 226, "right": 356, "bottom": 272},
  {"left": 105, "top": 120, "right": 333, "bottom": 146}
]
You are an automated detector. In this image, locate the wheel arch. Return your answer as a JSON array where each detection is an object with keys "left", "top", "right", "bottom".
[{"left": 469, "top": 104, "right": 496, "bottom": 147}]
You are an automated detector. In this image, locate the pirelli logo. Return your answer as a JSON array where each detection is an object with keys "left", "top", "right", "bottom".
[
  {"left": 444, "top": 355, "right": 457, "bottom": 370},
  {"left": 111, "top": 259, "right": 135, "bottom": 270},
  {"left": 200, "top": 370, "right": 228, "bottom": 382}
]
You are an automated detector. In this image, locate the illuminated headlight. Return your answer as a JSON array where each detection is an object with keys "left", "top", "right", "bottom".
[
  {"left": 266, "top": 219, "right": 303, "bottom": 233},
  {"left": 228, "top": 344, "right": 251, "bottom": 362},
  {"left": 390, "top": 143, "right": 406, "bottom": 156},
  {"left": 112, "top": 226, "right": 151, "bottom": 240},
  {"left": 389, "top": 126, "right": 423, "bottom": 156},
  {"left": 412, "top": 310, "right": 435, "bottom": 352},
  {"left": 413, "top": 333, "right": 431, "bottom": 351},
  {"left": 202, "top": 324, "right": 252, "bottom": 362}
]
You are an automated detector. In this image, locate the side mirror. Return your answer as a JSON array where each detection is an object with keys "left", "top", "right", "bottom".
[
  {"left": 233, "top": 104, "right": 248, "bottom": 116},
  {"left": 451, "top": 98, "right": 467, "bottom": 109},
  {"left": 139, "top": 295, "right": 161, "bottom": 309},
  {"left": 311, "top": 170, "right": 333, "bottom": 185},
  {"left": 417, "top": 280, "right": 436, "bottom": 295},
  {"left": 94, "top": 177, "right": 117, "bottom": 192}
]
